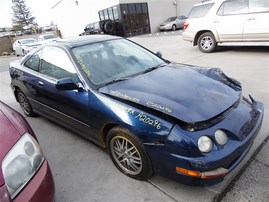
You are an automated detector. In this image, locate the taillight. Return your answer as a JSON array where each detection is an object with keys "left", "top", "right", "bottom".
[{"left": 184, "top": 22, "right": 189, "bottom": 30}]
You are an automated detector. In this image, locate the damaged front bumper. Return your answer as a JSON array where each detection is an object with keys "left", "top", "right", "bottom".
[{"left": 144, "top": 96, "right": 264, "bottom": 186}]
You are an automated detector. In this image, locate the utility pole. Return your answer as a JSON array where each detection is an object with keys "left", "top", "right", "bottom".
[{"left": 173, "top": 0, "right": 178, "bottom": 16}]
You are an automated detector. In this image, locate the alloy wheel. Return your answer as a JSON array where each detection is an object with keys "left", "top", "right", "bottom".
[
  {"left": 200, "top": 36, "right": 213, "bottom": 51},
  {"left": 110, "top": 136, "right": 142, "bottom": 175},
  {"left": 18, "top": 92, "right": 31, "bottom": 115}
]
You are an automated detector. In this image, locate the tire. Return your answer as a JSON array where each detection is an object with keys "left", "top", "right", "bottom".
[
  {"left": 172, "top": 24, "right": 176, "bottom": 31},
  {"left": 197, "top": 32, "right": 217, "bottom": 53},
  {"left": 17, "top": 89, "right": 35, "bottom": 117},
  {"left": 104, "top": 21, "right": 114, "bottom": 34},
  {"left": 106, "top": 126, "right": 152, "bottom": 180}
]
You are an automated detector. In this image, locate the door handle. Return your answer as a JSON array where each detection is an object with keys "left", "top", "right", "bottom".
[
  {"left": 213, "top": 20, "right": 219, "bottom": 23},
  {"left": 248, "top": 17, "right": 256, "bottom": 21},
  {"left": 38, "top": 81, "right": 44, "bottom": 86}
]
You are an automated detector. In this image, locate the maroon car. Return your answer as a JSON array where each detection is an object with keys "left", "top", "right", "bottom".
[{"left": 0, "top": 101, "right": 54, "bottom": 201}]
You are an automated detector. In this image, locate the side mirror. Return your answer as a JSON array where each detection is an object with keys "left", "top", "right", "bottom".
[
  {"left": 156, "top": 51, "right": 162, "bottom": 58},
  {"left": 56, "top": 77, "right": 79, "bottom": 90}
]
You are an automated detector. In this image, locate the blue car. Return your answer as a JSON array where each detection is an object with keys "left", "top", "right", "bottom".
[{"left": 9, "top": 35, "right": 264, "bottom": 185}]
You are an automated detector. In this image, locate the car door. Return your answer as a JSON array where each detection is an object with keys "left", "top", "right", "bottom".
[
  {"left": 212, "top": 0, "right": 247, "bottom": 41},
  {"left": 243, "top": 0, "right": 269, "bottom": 41},
  {"left": 25, "top": 46, "right": 95, "bottom": 139}
]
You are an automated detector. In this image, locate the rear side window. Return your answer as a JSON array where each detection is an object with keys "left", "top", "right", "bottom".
[
  {"left": 249, "top": 0, "right": 269, "bottom": 13},
  {"left": 217, "top": 0, "right": 247, "bottom": 16},
  {"left": 24, "top": 54, "right": 40, "bottom": 71},
  {"left": 188, "top": 3, "right": 214, "bottom": 18}
]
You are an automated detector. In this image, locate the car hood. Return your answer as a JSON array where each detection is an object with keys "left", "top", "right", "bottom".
[
  {"left": 160, "top": 22, "right": 172, "bottom": 26},
  {"left": 99, "top": 64, "right": 241, "bottom": 123},
  {"left": 24, "top": 42, "right": 41, "bottom": 47},
  {"left": 0, "top": 102, "right": 25, "bottom": 186}
]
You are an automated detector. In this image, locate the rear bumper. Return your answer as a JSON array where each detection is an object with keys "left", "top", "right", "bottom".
[{"left": 182, "top": 31, "right": 196, "bottom": 43}]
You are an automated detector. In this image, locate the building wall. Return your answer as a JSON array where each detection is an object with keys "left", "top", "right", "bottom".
[
  {"left": 120, "top": 0, "right": 175, "bottom": 33},
  {"left": 51, "top": 0, "right": 200, "bottom": 38},
  {"left": 120, "top": 0, "right": 200, "bottom": 33},
  {"left": 51, "top": 0, "right": 119, "bottom": 38},
  {"left": 178, "top": 0, "right": 201, "bottom": 16}
]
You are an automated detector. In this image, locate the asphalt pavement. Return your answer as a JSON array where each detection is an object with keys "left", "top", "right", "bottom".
[{"left": 0, "top": 31, "right": 268, "bottom": 202}]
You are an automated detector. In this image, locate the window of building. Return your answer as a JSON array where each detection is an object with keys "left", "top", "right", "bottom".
[
  {"left": 108, "top": 7, "right": 114, "bottom": 20},
  {"left": 113, "top": 6, "right": 119, "bottom": 20},
  {"left": 99, "top": 11, "right": 104, "bottom": 20},
  {"left": 104, "top": 9, "right": 109, "bottom": 20},
  {"left": 129, "top": 4, "right": 136, "bottom": 14}
]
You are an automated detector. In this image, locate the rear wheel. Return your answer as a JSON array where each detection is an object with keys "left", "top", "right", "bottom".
[
  {"left": 106, "top": 126, "right": 152, "bottom": 180},
  {"left": 197, "top": 32, "right": 217, "bottom": 53},
  {"left": 17, "top": 89, "right": 35, "bottom": 117}
]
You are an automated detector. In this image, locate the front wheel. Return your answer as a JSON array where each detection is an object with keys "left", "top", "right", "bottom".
[
  {"left": 106, "top": 127, "right": 152, "bottom": 180},
  {"left": 172, "top": 24, "right": 176, "bottom": 31},
  {"left": 197, "top": 32, "right": 217, "bottom": 53},
  {"left": 14, "top": 50, "right": 19, "bottom": 57}
]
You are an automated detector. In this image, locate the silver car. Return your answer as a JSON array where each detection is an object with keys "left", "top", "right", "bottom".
[
  {"left": 38, "top": 34, "right": 58, "bottom": 45},
  {"left": 160, "top": 16, "right": 187, "bottom": 31}
]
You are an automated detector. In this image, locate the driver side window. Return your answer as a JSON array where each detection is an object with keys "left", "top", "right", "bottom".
[{"left": 39, "top": 46, "right": 79, "bottom": 82}]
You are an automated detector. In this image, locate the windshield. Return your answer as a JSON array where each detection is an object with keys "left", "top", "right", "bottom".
[
  {"left": 72, "top": 39, "right": 166, "bottom": 86},
  {"left": 43, "top": 35, "right": 56, "bottom": 40},
  {"left": 165, "top": 17, "right": 177, "bottom": 22},
  {"left": 22, "top": 39, "right": 37, "bottom": 44}
]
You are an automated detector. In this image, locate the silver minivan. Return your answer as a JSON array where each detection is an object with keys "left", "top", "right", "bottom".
[{"left": 182, "top": 0, "right": 269, "bottom": 53}]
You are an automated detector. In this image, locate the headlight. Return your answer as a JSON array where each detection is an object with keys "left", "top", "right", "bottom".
[
  {"left": 165, "top": 23, "right": 171, "bottom": 27},
  {"left": 215, "top": 130, "right": 228, "bottom": 145},
  {"left": 2, "top": 133, "right": 44, "bottom": 199},
  {"left": 198, "top": 136, "right": 213, "bottom": 153}
]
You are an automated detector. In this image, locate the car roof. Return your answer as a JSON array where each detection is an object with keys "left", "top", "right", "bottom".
[{"left": 55, "top": 35, "right": 122, "bottom": 48}]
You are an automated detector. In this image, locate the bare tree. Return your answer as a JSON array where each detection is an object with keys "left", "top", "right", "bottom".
[{"left": 11, "top": 0, "right": 37, "bottom": 30}]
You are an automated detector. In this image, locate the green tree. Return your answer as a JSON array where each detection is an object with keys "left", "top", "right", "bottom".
[{"left": 11, "top": 0, "right": 37, "bottom": 30}]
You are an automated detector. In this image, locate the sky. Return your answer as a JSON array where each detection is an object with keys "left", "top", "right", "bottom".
[{"left": 0, "top": 0, "right": 55, "bottom": 27}]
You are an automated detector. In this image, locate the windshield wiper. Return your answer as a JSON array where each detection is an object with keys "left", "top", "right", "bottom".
[
  {"left": 99, "top": 77, "right": 130, "bottom": 88},
  {"left": 143, "top": 63, "right": 166, "bottom": 74}
]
